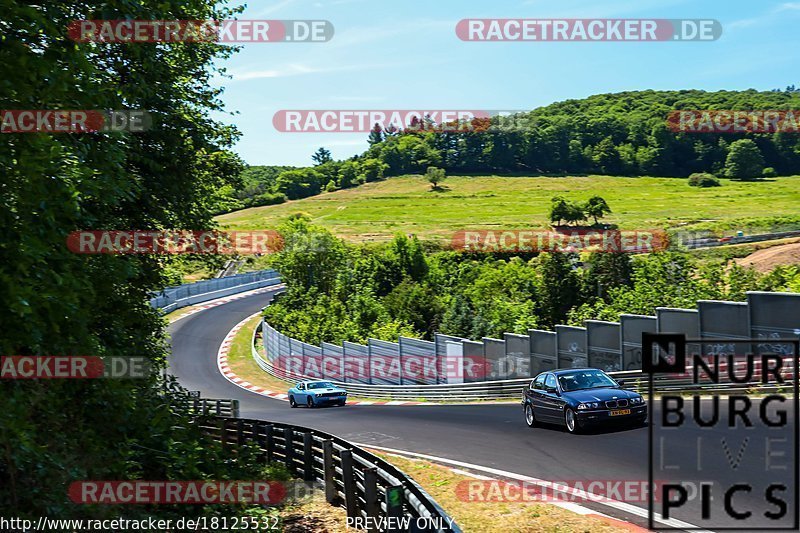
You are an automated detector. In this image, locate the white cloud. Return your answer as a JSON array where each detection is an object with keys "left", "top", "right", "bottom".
[{"left": 231, "top": 63, "right": 320, "bottom": 80}]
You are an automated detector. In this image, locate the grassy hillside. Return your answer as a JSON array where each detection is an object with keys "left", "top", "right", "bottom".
[{"left": 216, "top": 174, "right": 800, "bottom": 244}]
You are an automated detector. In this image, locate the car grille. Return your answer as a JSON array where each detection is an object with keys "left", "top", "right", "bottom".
[
  {"left": 605, "top": 399, "right": 629, "bottom": 409},
  {"left": 318, "top": 392, "right": 343, "bottom": 398}
]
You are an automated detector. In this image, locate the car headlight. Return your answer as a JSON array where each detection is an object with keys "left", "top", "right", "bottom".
[
  {"left": 631, "top": 397, "right": 643, "bottom": 404},
  {"left": 577, "top": 402, "right": 599, "bottom": 410}
]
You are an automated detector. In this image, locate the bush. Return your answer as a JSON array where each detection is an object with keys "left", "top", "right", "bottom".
[
  {"left": 763, "top": 167, "right": 778, "bottom": 178},
  {"left": 688, "top": 173, "right": 721, "bottom": 188},
  {"left": 244, "top": 192, "right": 287, "bottom": 208}
]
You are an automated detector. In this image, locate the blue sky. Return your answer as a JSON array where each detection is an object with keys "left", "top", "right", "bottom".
[{"left": 212, "top": 0, "right": 800, "bottom": 166}]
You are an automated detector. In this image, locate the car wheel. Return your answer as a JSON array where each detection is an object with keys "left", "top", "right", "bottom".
[
  {"left": 289, "top": 396, "right": 297, "bottom": 408},
  {"left": 307, "top": 396, "right": 314, "bottom": 408},
  {"left": 338, "top": 400, "right": 346, "bottom": 407},
  {"left": 524, "top": 403, "right": 536, "bottom": 428},
  {"left": 564, "top": 407, "right": 580, "bottom": 434}
]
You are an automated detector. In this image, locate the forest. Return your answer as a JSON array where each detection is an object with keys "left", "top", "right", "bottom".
[
  {"left": 262, "top": 217, "right": 800, "bottom": 346},
  {"left": 221, "top": 88, "right": 800, "bottom": 211}
]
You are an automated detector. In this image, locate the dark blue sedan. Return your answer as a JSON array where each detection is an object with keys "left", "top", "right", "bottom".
[{"left": 522, "top": 368, "right": 646, "bottom": 433}]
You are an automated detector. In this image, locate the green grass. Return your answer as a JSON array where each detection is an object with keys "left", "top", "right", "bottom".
[{"left": 216, "top": 174, "right": 800, "bottom": 244}]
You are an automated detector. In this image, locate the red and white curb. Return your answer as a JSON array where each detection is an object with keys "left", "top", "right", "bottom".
[
  {"left": 168, "top": 284, "right": 285, "bottom": 324},
  {"left": 362, "top": 445, "right": 706, "bottom": 533},
  {"left": 215, "top": 315, "right": 428, "bottom": 406}
]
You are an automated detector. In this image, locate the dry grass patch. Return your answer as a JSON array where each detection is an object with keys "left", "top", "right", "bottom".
[{"left": 373, "top": 452, "right": 635, "bottom": 533}]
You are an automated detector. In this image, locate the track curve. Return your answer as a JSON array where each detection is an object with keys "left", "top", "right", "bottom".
[{"left": 168, "top": 290, "right": 794, "bottom": 531}]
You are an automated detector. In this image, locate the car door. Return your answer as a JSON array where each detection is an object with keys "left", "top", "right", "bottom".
[
  {"left": 529, "top": 374, "right": 546, "bottom": 418},
  {"left": 295, "top": 382, "right": 306, "bottom": 402},
  {"left": 539, "top": 373, "right": 563, "bottom": 422}
]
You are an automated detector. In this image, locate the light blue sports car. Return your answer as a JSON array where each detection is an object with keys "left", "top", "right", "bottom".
[{"left": 288, "top": 380, "right": 347, "bottom": 408}]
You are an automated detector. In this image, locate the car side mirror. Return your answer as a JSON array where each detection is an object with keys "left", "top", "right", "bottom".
[{"left": 616, "top": 379, "right": 625, "bottom": 387}]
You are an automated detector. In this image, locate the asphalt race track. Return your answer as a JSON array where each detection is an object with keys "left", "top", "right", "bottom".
[{"left": 168, "top": 290, "right": 798, "bottom": 531}]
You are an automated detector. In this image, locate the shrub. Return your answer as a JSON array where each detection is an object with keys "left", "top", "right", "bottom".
[
  {"left": 244, "top": 192, "right": 287, "bottom": 208},
  {"left": 763, "top": 167, "right": 778, "bottom": 178},
  {"left": 688, "top": 173, "right": 721, "bottom": 188}
]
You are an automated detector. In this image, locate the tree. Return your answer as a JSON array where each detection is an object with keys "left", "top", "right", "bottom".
[
  {"left": 550, "top": 196, "right": 587, "bottom": 226},
  {"left": 336, "top": 160, "right": 362, "bottom": 189},
  {"left": 583, "top": 196, "right": 612, "bottom": 224},
  {"left": 361, "top": 158, "right": 388, "bottom": 182},
  {"left": 312, "top": 147, "right": 333, "bottom": 165},
  {"left": 563, "top": 202, "right": 588, "bottom": 226},
  {"left": 549, "top": 196, "right": 570, "bottom": 225},
  {"left": 724, "top": 139, "right": 765, "bottom": 180},
  {"left": 367, "top": 123, "right": 384, "bottom": 145},
  {"left": 275, "top": 168, "right": 324, "bottom": 199},
  {"left": 426, "top": 166, "right": 446, "bottom": 189},
  {"left": 1, "top": 0, "right": 266, "bottom": 519}
]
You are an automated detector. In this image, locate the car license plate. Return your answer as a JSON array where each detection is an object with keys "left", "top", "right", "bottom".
[{"left": 610, "top": 409, "right": 631, "bottom": 416}]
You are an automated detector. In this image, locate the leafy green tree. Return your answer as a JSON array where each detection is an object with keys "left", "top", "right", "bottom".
[
  {"left": 368, "top": 123, "right": 384, "bottom": 145},
  {"left": 269, "top": 216, "right": 347, "bottom": 294},
  {"left": 584, "top": 196, "right": 612, "bottom": 224},
  {"left": 535, "top": 253, "right": 581, "bottom": 328},
  {"left": 275, "top": 168, "right": 324, "bottom": 199},
  {"left": 0, "top": 0, "right": 273, "bottom": 520},
  {"left": 361, "top": 158, "right": 388, "bottom": 182},
  {"left": 724, "top": 139, "right": 765, "bottom": 180},
  {"left": 563, "top": 202, "right": 588, "bottom": 226},
  {"left": 337, "top": 160, "right": 362, "bottom": 189},
  {"left": 312, "top": 146, "right": 333, "bottom": 165},
  {"left": 426, "top": 166, "right": 446, "bottom": 189},
  {"left": 549, "top": 196, "right": 570, "bottom": 225}
]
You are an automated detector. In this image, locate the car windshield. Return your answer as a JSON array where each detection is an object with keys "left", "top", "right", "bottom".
[
  {"left": 557, "top": 370, "right": 618, "bottom": 392},
  {"left": 307, "top": 382, "right": 336, "bottom": 390}
]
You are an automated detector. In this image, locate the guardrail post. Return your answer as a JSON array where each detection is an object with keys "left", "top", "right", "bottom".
[
  {"left": 385, "top": 485, "right": 405, "bottom": 533},
  {"left": 219, "top": 418, "right": 227, "bottom": 448},
  {"left": 303, "top": 432, "right": 314, "bottom": 482},
  {"left": 255, "top": 422, "right": 267, "bottom": 461},
  {"left": 265, "top": 424, "right": 274, "bottom": 463},
  {"left": 236, "top": 419, "right": 244, "bottom": 446},
  {"left": 232, "top": 399, "right": 239, "bottom": 418},
  {"left": 339, "top": 449, "right": 359, "bottom": 520},
  {"left": 283, "top": 427, "right": 295, "bottom": 474},
  {"left": 363, "top": 467, "right": 380, "bottom": 532},
  {"left": 215, "top": 400, "right": 221, "bottom": 416},
  {"left": 322, "top": 440, "right": 339, "bottom": 505}
]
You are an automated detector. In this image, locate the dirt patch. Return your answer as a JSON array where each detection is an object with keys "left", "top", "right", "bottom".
[{"left": 735, "top": 242, "right": 800, "bottom": 273}]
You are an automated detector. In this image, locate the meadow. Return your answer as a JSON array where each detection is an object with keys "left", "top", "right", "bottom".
[{"left": 217, "top": 174, "right": 800, "bottom": 244}]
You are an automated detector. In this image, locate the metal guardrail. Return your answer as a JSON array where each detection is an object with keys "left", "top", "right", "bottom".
[
  {"left": 252, "top": 322, "right": 797, "bottom": 400},
  {"left": 177, "top": 397, "right": 240, "bottom": 417},
  {"left": 251, "top": 321, "right": 529, "bottom": 401},
  {"left": 198, "top": 416, "right": 461, "bottom": 532},
  {"left": 150, "top": 269, "right": 282, "bottom": 314}
]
